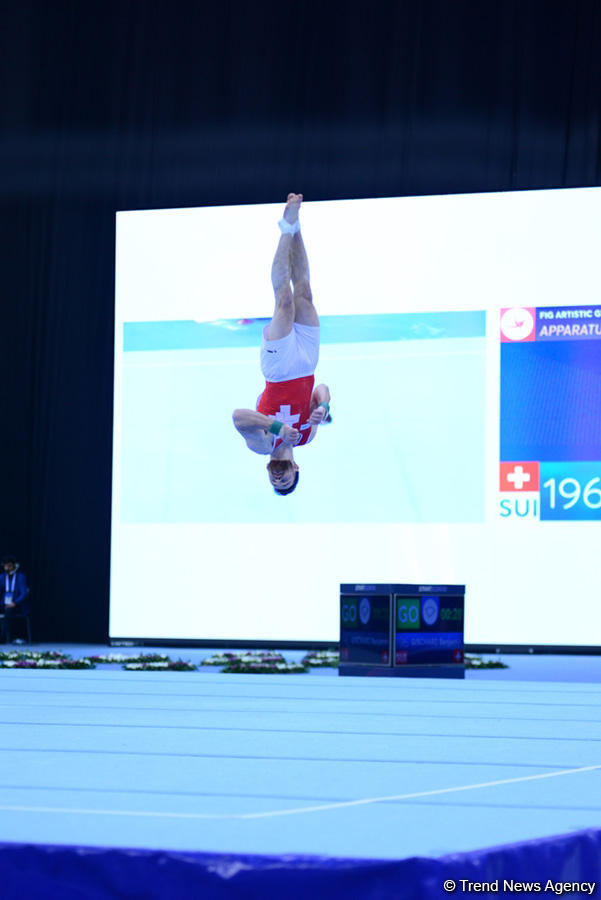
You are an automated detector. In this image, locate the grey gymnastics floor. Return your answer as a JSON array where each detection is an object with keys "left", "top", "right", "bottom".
[{"left": 0, "top": 662, "right": 600, "bottom": 860}]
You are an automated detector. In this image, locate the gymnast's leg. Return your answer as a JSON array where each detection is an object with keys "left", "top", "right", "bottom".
[
  {"left": 291, "top": 219, "right": 319, "bottom": 328},
  {"left": 264, "top": 193, "right": 303, "bottom": 341}
]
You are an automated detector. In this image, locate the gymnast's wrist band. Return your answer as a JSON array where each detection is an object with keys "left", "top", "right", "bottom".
[
  {"left": 318, "top": 402, "right": 330, "bottom": 413},
  {"left": 269, "top": 419, "right": 284, "bottom": 435},
  {"left": 278, "top": 217, "right": 301, "bottom": 236}
]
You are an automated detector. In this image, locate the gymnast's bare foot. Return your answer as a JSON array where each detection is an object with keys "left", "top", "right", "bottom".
[{"left": 283, "top": 192, "right": 303, "bottom": 226}]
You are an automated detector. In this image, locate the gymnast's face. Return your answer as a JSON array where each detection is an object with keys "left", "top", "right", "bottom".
[{"left": 267, "top": 459, "right": 298, "bottom": 491}]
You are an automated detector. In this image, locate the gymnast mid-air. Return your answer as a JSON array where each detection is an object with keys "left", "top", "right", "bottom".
[{"left": 232, "top": 193, "right": 331, "bottom": 495}]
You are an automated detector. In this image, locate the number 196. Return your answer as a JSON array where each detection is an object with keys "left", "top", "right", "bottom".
[{"left": 542, "top": 477, "right": 601, "bottom": 509}]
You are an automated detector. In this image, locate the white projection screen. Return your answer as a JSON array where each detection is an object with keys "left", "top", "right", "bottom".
[{"left": 110, "top": 189, "right": 601, "bottom": 647}]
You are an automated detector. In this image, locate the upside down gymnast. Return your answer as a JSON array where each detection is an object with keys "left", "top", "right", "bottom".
[{"left": 232, "top": 193, "right": 331, "bottom": 495}]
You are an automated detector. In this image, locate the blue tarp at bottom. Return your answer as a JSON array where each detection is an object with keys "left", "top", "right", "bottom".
[{"left": 1, "top": 828, "right": 600, "bottom": 899}]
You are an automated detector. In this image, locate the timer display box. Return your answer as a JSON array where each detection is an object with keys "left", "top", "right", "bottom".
[{"left": 339, "top": 584, "right": 465, "bottom": 679}]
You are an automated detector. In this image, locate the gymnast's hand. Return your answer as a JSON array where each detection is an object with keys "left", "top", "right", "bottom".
[
  {"left": 309, "top": 406, "right": 327, "bottom": 426},
  {"left": 280, "top": 424, "right": 301, "bottom": 446}
]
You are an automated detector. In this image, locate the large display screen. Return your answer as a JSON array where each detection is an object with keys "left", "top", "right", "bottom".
[{"left": 111, "top": 189, "right": 601, "bottom": 646}]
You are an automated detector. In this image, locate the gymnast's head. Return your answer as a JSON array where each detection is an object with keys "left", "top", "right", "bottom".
[{"left": 267, "top": 459, "right": 300, "bottom": 495}]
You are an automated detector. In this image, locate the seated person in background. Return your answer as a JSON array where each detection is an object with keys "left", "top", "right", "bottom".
[{"left": 1, "top": 555, "right": 30, "bottom": 642}]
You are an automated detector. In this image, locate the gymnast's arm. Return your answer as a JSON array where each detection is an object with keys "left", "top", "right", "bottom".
[
  {"left": 232, "top": 409, "right": 301, "bottom": 453},
  {"left": 232, "top": 409, "right": 273, "bottom": 454},
  {"left": 309, "top": 383, "right": 331, "bottom": 424}
]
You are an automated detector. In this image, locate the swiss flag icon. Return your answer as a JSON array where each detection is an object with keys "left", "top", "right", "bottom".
[{"left": 500, "top": 462, "right": 540, "bottom": 492}]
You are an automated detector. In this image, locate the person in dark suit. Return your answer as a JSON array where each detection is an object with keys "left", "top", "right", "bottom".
[{"left": 1, "top": 555, "right": 30, "bottom": 642}]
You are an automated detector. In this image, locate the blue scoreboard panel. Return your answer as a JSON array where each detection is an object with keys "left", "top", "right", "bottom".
[
  {"left": 394, "top": 591, "right": 464, "bottom": 666},
  {"left": 499, "top": 304, "right": 601, "bottom": 522},
  {"left": 339, "top": 593, "right": 392, "bottom": 666},
  {"left": 340, "top": 584, "right": 465, "bottom": 679}
]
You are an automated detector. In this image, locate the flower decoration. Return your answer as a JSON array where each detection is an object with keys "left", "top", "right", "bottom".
[
  {"left": 301, "top": 649, "right": 339, "bottom": 667},
  {"left": 465, "top": 654, "right": 508, "bottom": 669},
  {"left": 122, "top": 659, "right": 196, "bottom": 671}
]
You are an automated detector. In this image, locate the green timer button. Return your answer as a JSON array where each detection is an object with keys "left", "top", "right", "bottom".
[{"left": 396, "top": 598, "right": 420, "bottom": 630}]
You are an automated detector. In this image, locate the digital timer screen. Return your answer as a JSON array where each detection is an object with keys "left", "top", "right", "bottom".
[
  {"left": 339, "top": 594, "right": 391, "bottom": 665},
  {"left": 394, "top": 594, "right": 464, "bottom": 665}
]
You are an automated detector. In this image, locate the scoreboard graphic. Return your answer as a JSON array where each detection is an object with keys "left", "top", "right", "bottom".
[
  {"left": 500, "top": 305, "right": 601, "bottom": 521},
  {"left": 394, "top": 594, "right": 463, "bottom": 666},
  {"left": 339, "top": 593, "right": 391, "bottom": 665},
  {"left": 339, "top": 584, "right": 465, "bottom": 678}
]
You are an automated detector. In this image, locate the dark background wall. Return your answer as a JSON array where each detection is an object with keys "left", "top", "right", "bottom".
[{"left": 1, "top": 0, "right": 600, "bottom": 642}]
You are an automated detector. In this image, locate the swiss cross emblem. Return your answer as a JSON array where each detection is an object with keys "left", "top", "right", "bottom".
[
  {"left": 500, "top": 462, "right": 539, "bottom": 492},
  {"left": 273, "top": 405, "right": 300, "bottom": 428},
  {"left": 272, "top": 404, "right": 312, "bottom": 447}
]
